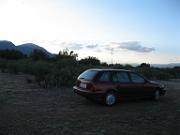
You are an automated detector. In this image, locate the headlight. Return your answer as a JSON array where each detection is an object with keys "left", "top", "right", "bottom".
[{"left": 160, "top": 84, "right": 165, "bottom": 89}]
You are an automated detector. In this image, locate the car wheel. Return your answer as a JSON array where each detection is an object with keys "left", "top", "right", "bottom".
[
  {"left": 105, "top": 92, "right": 117, "bottom": 106},
  {"left": 154, "top": 90, "right": 160, "bottom": 100}
]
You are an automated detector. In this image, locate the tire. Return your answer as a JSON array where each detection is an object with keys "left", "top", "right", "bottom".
[
  {"left": 154, "top": 90, "right": 160, "bottom": 101},
  {"left": 105, "top": 92, "right": 117, "bottom": 106}
]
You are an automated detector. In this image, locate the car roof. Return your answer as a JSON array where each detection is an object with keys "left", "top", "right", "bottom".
[{"left": 88, "top": 68, "right": 131, "bottom": 72}]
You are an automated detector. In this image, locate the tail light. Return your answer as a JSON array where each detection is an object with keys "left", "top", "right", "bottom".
[{"left": 77, "top": 81, "right": 97, "bottom": 92}]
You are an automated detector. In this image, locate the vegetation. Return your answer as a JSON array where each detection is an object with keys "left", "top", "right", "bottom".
[
  {"left": 0, "top": 49, "right": 27, "bottom": 60},
  {"left": 0, "top": 49, "right": 179, "bottom": 88},
  {"left": 30, "top": 49, "right": 49, "bottom": 61}
]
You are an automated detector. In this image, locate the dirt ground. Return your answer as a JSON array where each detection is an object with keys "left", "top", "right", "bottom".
[{"left": 0, "top": 72, "right": 180, "bottom": 135}]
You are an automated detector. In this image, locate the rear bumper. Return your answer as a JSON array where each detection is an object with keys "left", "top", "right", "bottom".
[{"left": 73, "top": 86, "right": 104, "bottom": 100}]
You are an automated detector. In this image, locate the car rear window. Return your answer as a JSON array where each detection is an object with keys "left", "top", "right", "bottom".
[
  {"left": 78, "top": 70, "right": 98, "bottom": 81},
  {"left": 98, "top": 72, "right": 111, "bottom": 82}
]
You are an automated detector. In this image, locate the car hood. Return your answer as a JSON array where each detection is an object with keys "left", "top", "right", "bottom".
[{"left": 149, "top": 80, "right": 165, "bottom": 89}]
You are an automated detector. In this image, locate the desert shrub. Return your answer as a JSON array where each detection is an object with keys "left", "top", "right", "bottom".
[
  {"left": 30, "top": 49, "right": 49, "bottom": 61},
  {"left": 135, "top": 67, "right": 154, "bottom": 79},
  {"left": 123, "top": 64, "right": 134, "bottom": 70},
  {"left": 0, "top": 49, "right": 27, "bottom": 60},
  {"left": 1, "top": 50, "right": 179, "bottom": 88},
  {"left": 56, "top": 49, "right": 78, "bottom": 61},
  {"left": 5, "top": 60, "right": 33, "bottom": 74},
  {"left": 155, "top": 71, "right": 172, "bottom": 80},
  {"left": 7, "top": 61, "right": 20, "bottom": 74},
  {"left": 30, "top": 61, "right": 52, "bottom": 87},
  {"left": 79, "top": 56, "right": 100, "bottom": 65},
  {"left": 111, "top": 64, "right": 124, "bottom": 69},
  {"left": 168, "top": 67, "right": 180, "bottom": 79},
  {"left": 0, "top": 59, "right": 8, "bottom": 72},
  {"left": 46, "top": 58, "right": 80, "bottom": 86},
  {"left": 134, "top": 65, "right": 177, "bottom": 80}
]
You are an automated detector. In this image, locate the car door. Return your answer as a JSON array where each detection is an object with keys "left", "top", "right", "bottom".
[
  {"left": 96, "top": 71, "right": 114, "bottom": 92},
  {"left": 128, "top": 72, "right": 153, "bottom": 98},
  {"left": 111, "top": 72, "right": 134, "bottom": 98}
]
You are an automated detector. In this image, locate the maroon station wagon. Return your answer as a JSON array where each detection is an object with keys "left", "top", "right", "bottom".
[{"left": 73, "top": 69, "right": 166, "bottom": 106}]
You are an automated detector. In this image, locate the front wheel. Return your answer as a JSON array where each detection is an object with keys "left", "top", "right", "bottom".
[{"left": 105, "top": 92, "right": 117, "bottom": 106}]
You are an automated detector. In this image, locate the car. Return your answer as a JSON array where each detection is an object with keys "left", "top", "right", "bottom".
[{"left": 73, "top": 69, "right": 166, "bottom": 106}]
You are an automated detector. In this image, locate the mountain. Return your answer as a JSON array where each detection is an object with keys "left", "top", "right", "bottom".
[
  {"left": 0, "top": 40, "right": 16, "bottom": 50},
  {"left": 151, "top": 63, "right": 180, "bottom": 68},
  {"left": 16, "top": 43, "right": 53, "bottom": 57},
  {"left": 0, "top": 40, "right": 53, "bottom": 57},
  {"left": 167, "top": 63, "right": 180, "bottom": 68}
]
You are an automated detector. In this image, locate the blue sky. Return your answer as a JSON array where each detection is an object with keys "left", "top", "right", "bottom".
[{"left": 0, "top": 0, "right": 179, "bottom": 64}]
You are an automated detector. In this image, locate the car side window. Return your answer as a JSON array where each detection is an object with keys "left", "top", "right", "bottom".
[
  {"left": 130, "top": 73, "right": 145, "bottom": 83},
  {"left": 99, "top": 72, "right": 111, "bottom": 82},
  {"left": 112, "top": 72, "right": 130, "bottom": 83}
]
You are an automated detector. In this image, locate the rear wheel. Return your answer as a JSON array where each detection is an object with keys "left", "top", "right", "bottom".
[
  {"left": 105, "top": 92, "right": 117, "bottom": 106},
  {"left": 154, "top": 90, "right": 160, "bottom": 100}
]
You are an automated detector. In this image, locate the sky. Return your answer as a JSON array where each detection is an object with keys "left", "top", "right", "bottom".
[{"left": 0, "top": 0, "right": 179, "bottom": 64}]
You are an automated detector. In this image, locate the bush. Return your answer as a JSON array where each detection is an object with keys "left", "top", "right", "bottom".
[
  {"left": 1, "top": 50, "right": 180, "bottom": 88},
  {"left": 31, "top": 61, "right": 52, "bottom": 87},
  {"left": 0, "top": 59, "right": 8, "bottom": 72},
  {"left": 30, "top": 49, "right": 49, "bottom": 61},
  {"left": 0, "top": 49, "right": 27, "bottom": 60},
  {"left": 79, "top": 56, "right": 100, "bottom": 65}
]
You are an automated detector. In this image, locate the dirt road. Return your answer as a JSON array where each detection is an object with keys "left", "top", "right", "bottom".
[{"left": 0, "top": 73, "right": 180, "bottom": 135}]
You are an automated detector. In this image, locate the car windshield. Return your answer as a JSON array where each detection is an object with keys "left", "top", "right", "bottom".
[{"left": 78, "top": 70, "right": 98, "bottom": 81}]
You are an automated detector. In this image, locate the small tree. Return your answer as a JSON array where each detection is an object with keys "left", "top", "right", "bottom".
[
  {"left": 138, "top": 63, "right": 150, "bottom": 68},
  {"left": 79, "top": 56, "right": 100, "bottom": 65},
  {"left": 56, "top": 49, "right": 78, "bottom": 60}
]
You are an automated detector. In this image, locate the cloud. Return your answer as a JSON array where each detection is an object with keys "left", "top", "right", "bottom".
[
  {"left": 60, "top": 42, "right": 100, "bottom": 51},
  {"left": 111, "top": 41, "right": 155, "bottom": 53},
  {"left": 86, "top": 44, "right": 98, "bottom": 49},
  {"left": 60, "top": 42, "right": 83, "bottom": 50},
  {"left": 69, "top": 43, "right": 83, "bottom": 50},
  {"left": 38, "top": 40, "right": 155, "bottom": 53},
  {"left": 95, "top": 49, "right": 102, "bottom": 52}
]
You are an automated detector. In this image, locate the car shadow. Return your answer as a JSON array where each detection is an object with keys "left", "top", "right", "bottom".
[{"left": 79, "top": 96, "right": 169, "bottom": 107}]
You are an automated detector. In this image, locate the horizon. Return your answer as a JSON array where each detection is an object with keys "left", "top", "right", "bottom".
[
  {"left": 0, "top": 0, "right": 179, "bottom": 64},
  {"left": 1, "top": 40, "right": 180, "bottom": 66}
]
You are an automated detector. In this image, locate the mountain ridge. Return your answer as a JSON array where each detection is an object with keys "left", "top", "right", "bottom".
[
  {"left": 0, "top": 40, "right": 53, "bottom": 57},
  {"left": 0, "top": 40, "right": 179, "bottom": 68}
]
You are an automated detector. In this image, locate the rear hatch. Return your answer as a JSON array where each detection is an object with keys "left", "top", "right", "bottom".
[
  {"left": 76, "top": 69, "right": 98, "bottom": 90},
  {"left": 76, "top": 79, "right": 92, "bottom": 89}
]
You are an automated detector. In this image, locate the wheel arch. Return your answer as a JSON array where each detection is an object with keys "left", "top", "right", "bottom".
[{"left": 105, "top": 89, "right": 118, "bottom": 94}]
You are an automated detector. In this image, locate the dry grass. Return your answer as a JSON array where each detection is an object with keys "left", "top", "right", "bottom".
[{"left": 0, "top": 72, "right": 180, "bottom": 135}]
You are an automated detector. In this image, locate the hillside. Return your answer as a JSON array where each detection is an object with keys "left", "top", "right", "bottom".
[
  {"left": 0, "top": 40, "right": 16, "bottom": 49},
  {"left": 0, "top": 40, "right": 53, "bottom": 57}
]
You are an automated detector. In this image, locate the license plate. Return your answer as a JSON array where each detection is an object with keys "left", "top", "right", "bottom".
[{"left": 80, "top": 83, "right": 87, "bottom": 88}]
